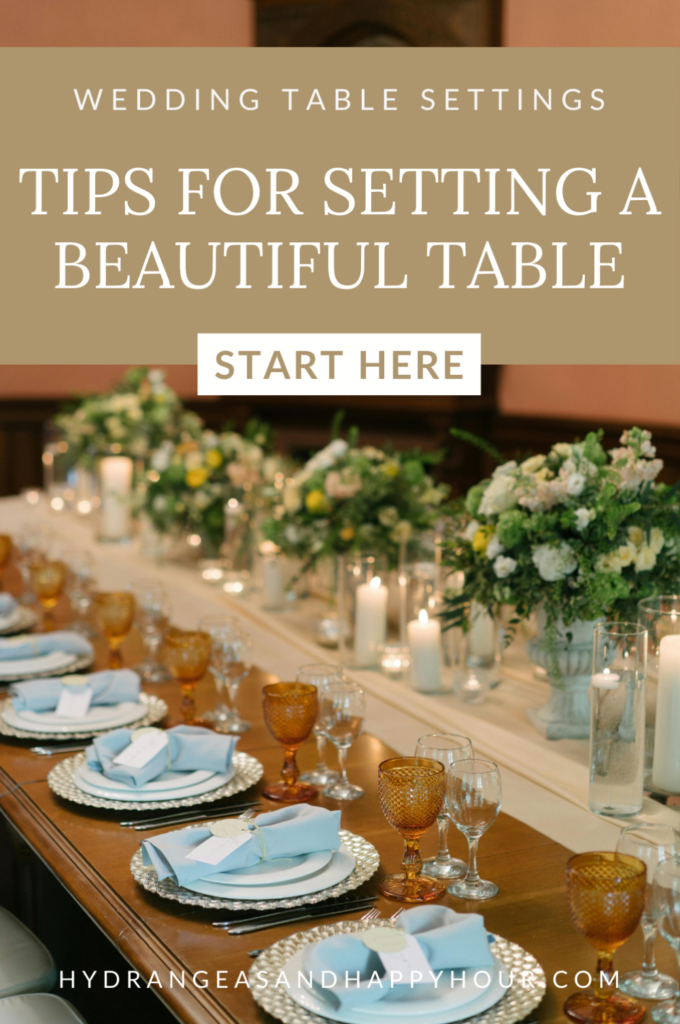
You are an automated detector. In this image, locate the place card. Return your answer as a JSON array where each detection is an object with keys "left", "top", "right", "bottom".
[
  {"left": 363, "top": 928, "right": 432, "bottom": 979},
  {"left": 55, "top": 685, "right": 93, "bottom": 719},
  {"left": 186, "top": 831, "right": 252, "bottom": 866},
  {"left": 113, "top": 727, "right": 169, "bottom": 768}
]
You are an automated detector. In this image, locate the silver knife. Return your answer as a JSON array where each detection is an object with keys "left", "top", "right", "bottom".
[
  {"left": 229, "top": 904, "right": 377, "bottom": 935},
  {"left": 213, "top": 898, "right": 377, "bottom": 930},
  {"left": 31, "top": 744, "right": 87, "bottom": 755}
]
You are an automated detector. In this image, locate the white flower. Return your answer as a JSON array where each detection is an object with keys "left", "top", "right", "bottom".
[
  {"left": 391, "top": 520, "right": 413, "bottom": 543},
  {"left": 307, "top": 438, "right": 349, "bottom": 471},
  {"left": 595, "top": 552, "right": 623, "bottom": 574},
  {"left": 635, "top": 546, "right": 657, "bottom": 572},
  {"left": 616, "top": 543, "right": 637, "bottom": 567},
  {"left": 152, "top": 495, "right": 167, "bottom": 512},
  {"left": 486, "top": 534, "right": 504, "bottom": 560},
  {"left": 148, "top": 369, "right": 165, "bottom": 385},
  {"left": 378, "top": 506, "right": 400, "bottom": 528},
  {"left": 463, "top": 519, "right": 480, "bottom": 542},
  {"left": 184, "top": 450, "right": 203, "bottom": 471},
  {"left": 575, "top": 507, "right": 595, "bottom": 531},
  {"left": 552, "top": 443, "right": 572, "bottom": 458},
  {"left": 649, "top": 527, "right": 665, "bottom": 554},
  {"left": 283, "top": 483, "right": 302, "bottom": 514},
  {"left": 493, "top": 555, "right": 517, "bottom": 578},
  {"left": 284, "top": 524, "right": 301, "bottom": 544},
  {"left": 628, "top": 526, "right": 645, "bottom": 548},
  {"left": 150, "top": 445, "right": 172, "bottom": 472},
  {"left": 492, "top": 460, "right": 517, "bottom": 478},
  {"left": 641, "top": 439, "right": 656, "bottom": 458},
  {"left": 521, "top": 454, "right": 545, "bottom": 474},
  {"left": 566, "top": 472, "right": 586, "bottom": 496},
  {"left": 479, "top": 474, "right": 518, "bottom": 517},
  {"left": 532, "top": 542, "right": 578, "bottom": 582}
]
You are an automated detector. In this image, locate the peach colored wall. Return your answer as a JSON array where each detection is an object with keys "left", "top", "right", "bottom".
[
  {"left": 0, "top": 0, "right": 253, "bottom": 46},
  {"left": 503, "top": 0, "right": 680, "bottom": 46},
  {"left": 0, "top": 365, "right": 198, "bottom": 399}
]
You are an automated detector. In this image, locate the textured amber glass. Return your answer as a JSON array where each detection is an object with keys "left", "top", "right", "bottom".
[
  {"left": 378, "top": 756, "right": 446, "bottom": 903},
  {"left": 262, "top": 682, "right": 318, "bottom": 803},
  {"left": 93, "top": 591, "right": 136, "bottom": 668},
  {"left": 30, "top": 559, "right": 66, "bottom": 629},
  {"left": 0, "top": 535, "right": 11, "bottom": 583},
  {"left": 564, "top": 852, "right": 647, "bottom": 1024},
  {"left": 163, "top": 628, "right": 212, "bottom": 725}
]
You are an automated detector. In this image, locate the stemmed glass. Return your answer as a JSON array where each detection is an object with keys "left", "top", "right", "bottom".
[
  {"left": 30, "top": 560, "right": 67, "bottom": 630},
  {"left": 0, "top": 535, "right": 11, "bottom": 590},
  {"left": 262, "top": 682, "right": 318, "bottom": 803},
  {"left": 200, "top": 616, "right": 253, "bottom": 733},
  {"left": 564, "top": 852, "right": 646, "bottom": 1024},
  {"left": 297, "top": 663, "right": 341, "bottom": 787},
  {"left": 163, "top": 628, "right": 212, "bottom": 726},
  {"left": 93, "top": 591, "right": 136, "bottom": 668},
  {"left": 617, "top": 825, "right": 679, "bottom": 1000},
  {"left": 318, "top": 680, "right": 365, "bottom": 800},
  {"left": 378, "top": 756, "right": 446, "bottom": 903},
  {"left": 130, "top": 579, "right": 170, "bottom": 683},
  {"left": 199, "top": 616, "right": 237, "bottom": 728},
  {"left": 653, "top": 855, "right": 680, "bottom": 1024},
  {"left": 446, "top": 758, "right": 502, "bottom": 899},
  {"left": 13, "top": 525, "right": 41, "bottom": 605},
  {"left": 415, "top": 733, "right": 472, "bottom": 879},
  {"left": 65, "top": 550, "right": 97, "bottom": 637}
]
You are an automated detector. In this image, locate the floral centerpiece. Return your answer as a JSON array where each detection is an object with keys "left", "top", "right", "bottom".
[
  {"left": 55, "top": 367, "right": 203, "bottom": 466},
  {"left": 262, "top": 432, "right": 450, "bottom": 573}
]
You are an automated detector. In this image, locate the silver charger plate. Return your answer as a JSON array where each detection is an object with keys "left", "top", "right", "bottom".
[
  {"left": 0, "top": 651, "right": 94, "bottom": 684},
  {"left": 249, "top": 921, "right": 546, "bottom": 1024},
  {"left": 0, "top": 606, "right": 39, "bottom": 637},
  {"left": 49, "top": 750, "right": 264, "bottom": 811},
  {"left": 0, "top": 691, "right": 167, "bottom": 741},
  {"left": 130, "top": 828, "right": 379, "bottom": 911}
]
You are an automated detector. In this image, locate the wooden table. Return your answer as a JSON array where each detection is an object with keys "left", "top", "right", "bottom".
[{"left": 0, "top": 590, "right": 675, "bottom": 1024}]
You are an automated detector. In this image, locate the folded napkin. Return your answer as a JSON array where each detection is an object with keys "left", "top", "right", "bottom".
[
  {"left": 0, "top": 594, "right": 17, "bottom": 617},
  {"left": 302, "top": 906, "right": 495, "bottom": 1009},
  {"left": 0, "top": 631, "right": 93, "bottom": 662},
  {"left": 10, "top": 669, "right": 140, "bottom": 714},
  {"left": 86, "top": 724, "right": 237, "bottom": 789},
  {"left": 142, "top": 804, "right": 342, "bottom": 887}
]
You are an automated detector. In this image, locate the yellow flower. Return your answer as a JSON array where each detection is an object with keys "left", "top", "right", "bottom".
[
  {"left": 205, "top": 448, "right": 223, "bottom": 469},
  {"left": 339, "top": 526, "right": 355, "bottom": 542},
  {"left": 305, "top": 489, "right": 330, "bottom": 515},
  {"left": 650, "top": 527, "right": 665, "bottom": 554},
  {"left": 185, "top": 467, "right": 208, "bottom": 489},
  {"left": 628, "top": 526, "right": 644, "bottom": 548},
  {"left": 381, "top": 460, "right": 400, "bottom": 478},
  {"left": 616, "top": 543, "right": 636, "bottom": 567},
  {"left": 472, "top": 526, "right": 494, "bottom": 554}
]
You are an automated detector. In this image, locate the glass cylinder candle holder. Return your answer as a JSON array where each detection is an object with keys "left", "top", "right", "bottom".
[
  {"left": 402, "top": 563, "right": 451, "bottom": 694},
  {"left": 589, "top": 622, "right": 647, "bottom": 817},
  {"left": 221, "top": 498, "right": 252, "bottom": 595},
  {"left": 466, "top": 602, "right": 500, "bottom": 668},
  {"left": 337, "top": 554, "right": 390, "bottom": 669},
  {"left": 96, "top": 455, "right": 133, "bottom": 544},
  {"left": 638, "top": 595, "right": 680, "bottom": 794}
]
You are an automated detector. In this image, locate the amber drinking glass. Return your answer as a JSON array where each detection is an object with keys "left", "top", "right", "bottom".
[
  {"left": 163, "top": 628, "right": 212, "bottom": 725},
  {"left": 30, "top": 559, "right": 66, "bottom": 629},
  {"left": 565, "top": 852, "right": 647, "bottom": 1024},
  {"left": 93, "top": 591, "right": 136, "bottom": 668},
  {"left": 0, "top": 535, "right": 11, "bottom": 589},
  {"left": 378, "top": 756, "right": 446, "bottom": 903},
  {"left": 262, "top": 682, "right": 318, "bottom": 803}
]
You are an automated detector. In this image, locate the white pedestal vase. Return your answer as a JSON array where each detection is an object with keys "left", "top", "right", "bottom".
[{"left": 526, "top": 612, "right": 603, "bottom": 740}]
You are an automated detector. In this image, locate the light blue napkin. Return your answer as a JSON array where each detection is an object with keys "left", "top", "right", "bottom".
[
  {"left": 0, "top": 594, "right": 17, "bottom": 617},
  {"left": 0, "top": 631, "right": 93, "bottom": 661},
  {"left": 142, "top": 805, "right": 342, "bottom": 886},
  {"left": 10, "top": 669, "right": 140, "bottom": 713},
  {"left": 86, "top": 724, "right": 237, "bottom": 788},
  {"left": 302, "top": 906, "right": 495, "bottom": 1009}
]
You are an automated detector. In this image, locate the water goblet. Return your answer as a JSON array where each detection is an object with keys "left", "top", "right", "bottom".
[
  {"left": 198, "top": 615, "right": 238, "bottom": 728},
  {"left": 130, "top": 578, "right": 170, "bottom": 682},
  {"left": 262, "top": 682, "right": 318, "bottom": 803},
  {"left": 446, "top": 758, "right": 502, "bottom": 899},
  {"left": 64, "top": 549, "right": 97, "bottom": 636},
  {"left": 378, "top": 756, "right": 446, "bottom": 903},
  {"left": 200, "top": 617, "right": 253, "bottom": 733},
  {"left": 564, "top": 852, "right": 646, "bottom": 1024},
  {"left": 617, "top": 825, "right": 679, "bottom": 1000},
  {"left": 415, "top": 733, "right": 473, "bottom": 879},
  {"left": 93, "top": 591, "right": 135, "bottom": 668},
  {"left": 30, "top": 559, "right": 67, "bottom": 630},
  {"left": 319, "top": 680, "right": 365, "bottom": 800},
  {"left": 297, "top": 664, "right": 342, "bottom": 787},
  {"left": 653, "top": 855, "right": 680, "bottom": 1024},
  {"left": 163, "top": 628, "right": 212, "bottom": 726},
  {"left": 0, "top": 535, "right": 11, "bottom": 590}
]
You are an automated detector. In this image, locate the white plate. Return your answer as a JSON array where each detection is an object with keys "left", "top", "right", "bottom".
[
  {"left": 285, "top": 948, "right": 505, "bottom": 1024},
  {"left": 77, "top": 765, "right": 217, "bottom": 794},
  {"left": 0, "top": 609, "right": 20, "bottom": 630},
  {"left": 0, "top": 651, "right": 78, "bottom": 677},
  {"left": 185, "top": 845, "right": 356, "bottom": 900},
  {"left": 3, "top": 701, "right": 148, "bottom": 734},
  {"left": 72, "top": 764, "right": 236, "bottom": 802},
  {"left": 210, "top": 849, "right": 335, "bottom": 888}
]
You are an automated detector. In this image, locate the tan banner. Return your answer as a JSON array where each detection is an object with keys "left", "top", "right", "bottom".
[{"left": 0, "top": 47, "right": 678, "bottom": 365}]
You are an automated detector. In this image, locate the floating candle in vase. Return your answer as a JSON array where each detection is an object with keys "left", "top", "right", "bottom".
[
  {"left": 652, "top": 634, "right": 680, "bottom": 793},
  {"left": 98, "top": 456, "right": 133, "bottom": 542},
  {"left": 408, "top": 608, "right": 442, "bottom": 693},
  {"left": 467, "top": 602, "right": 496, "bottom": 666},
  {"left": 354, "top": 575, "right": 388, "bottom": 666}
]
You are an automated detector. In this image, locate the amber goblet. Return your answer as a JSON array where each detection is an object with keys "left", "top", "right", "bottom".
[
  {"left": 163, "top": 628, "right": 212, "bottom": 725},
  {"left": 93, "top": 591, "right": 136, "bottom": 668},
  {"left": 262, "top": 682, "right": 318, "bottom": 803},
  {"left": 30, "top": 559, "right": 66, "bottom": 630},
  {"left": 0, "top": 535, "right": 11, "bottom": 590},
  {"left": 378, "top": 756, "right": 446, "bottom": 903},
  {"left": 565, "top": 852, "right": 647, "bottom": 1024}
]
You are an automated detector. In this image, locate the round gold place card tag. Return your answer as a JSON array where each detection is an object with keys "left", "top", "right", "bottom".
[
  {"left": 210, "top": 819, "right": 251, "bottom": 839},
  {"left": 61, "top": 674, "right": 90, "bottom": 687},
  {"left": 362, "top": 928, "right": 408, "bottom": 954},
  {"left": 130, "top": 726, "right": 166, "bottom": 744}
]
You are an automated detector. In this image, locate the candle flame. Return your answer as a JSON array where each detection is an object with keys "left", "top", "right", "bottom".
[
  {"left": 370, "top": 576, "right": 382, "bottom": 589},
  {"left": 418, "top": 609, "right": 429, "bottom": 625}
]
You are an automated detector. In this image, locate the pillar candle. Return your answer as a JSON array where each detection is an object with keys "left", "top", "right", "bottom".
[
  {"left": 653, "top": 634, "right": 680, "bottom": 793},
  {"left": 354, "top": 575, "right": 388, "bottom": 666},
  {"left": 408, "top": 609, "right": 442, "bottom": 693},
  {"left": 98, "top": 456, "right": 133, "bottom": 541},
  {"left": 262, "top": 554, "right": 284, "bottom": 610}
]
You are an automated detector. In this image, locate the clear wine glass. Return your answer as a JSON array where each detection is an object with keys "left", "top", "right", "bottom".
[
  {"left": 415, "top": 733, "right": 473, "bottom": 879},
  {"left": 318, "top": 680, "right": 365, "bottom": 800},
  {"left": 653, "top": 856, "right": 680, "bottom": 1024},
  {"left": 200, "top": 616, "right": 252, "bottom": 733},
  {"left": 199, "top": 615, "right": 237, "bottom": 727},
  {"left": 446, "top": 758, "right": 502, "bottom": 900},
  {"left": 296, "top": 663, "right": 342, "bottom": 787},
  {"left": 64, "top": 549, "right": 97, "bottom": 637},
  {"left": 617, "top": 825, "right": 679, "bottom": 1001},
  {"left": 129, "top": 578, "right": 170, "bottom": 682}
]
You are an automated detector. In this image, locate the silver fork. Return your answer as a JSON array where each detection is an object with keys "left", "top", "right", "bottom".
[
  {"left": 361, "top": 908, "right": 380, "bottom": 922},
  {"left": 248, "top": 906, "right": 402, "bottom": 958}
]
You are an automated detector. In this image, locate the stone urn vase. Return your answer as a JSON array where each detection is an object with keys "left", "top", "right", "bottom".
[{"left": 526, "top": 610, "right": 603, "bottom": 740}]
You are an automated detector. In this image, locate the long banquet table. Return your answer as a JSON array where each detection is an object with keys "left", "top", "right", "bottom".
[{"left": 0, "top": 494, "right": 677, "bottom": 1024}]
